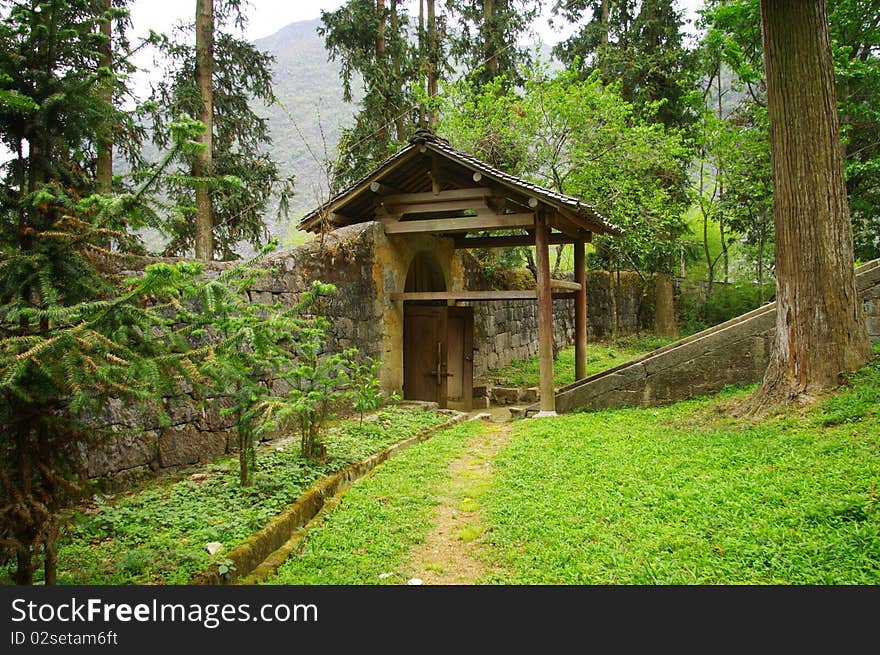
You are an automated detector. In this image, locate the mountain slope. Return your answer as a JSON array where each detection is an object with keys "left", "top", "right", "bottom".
[{"left": 252, "top": 19, "right": 359, "bottom": 243}]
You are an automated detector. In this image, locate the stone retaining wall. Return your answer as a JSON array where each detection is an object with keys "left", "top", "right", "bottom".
[{"left": 553, "top": 259, "right": 880, "bottom": 413}]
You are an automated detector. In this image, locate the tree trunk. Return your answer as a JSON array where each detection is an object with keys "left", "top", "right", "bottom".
[
  {"left": 15, "top": 548, "right": 33, "bottom": 585},
  {"left": 427, "top": 0, "right": 438, "bottom": 125},
  {"left": 418, "top": 0, "right": 426, "bottom": 127},
  {"left": 716, "top": 70, "right": 729, "bottom": 283},
  {"left": 654, "top": 272, "right": 679, "bottom": 337},
  {"left": 743, "top": 0, "right": 871, "bottom": 414},
  {"left": 96, "top": 0, "right": 112, "bottom": 193},
  {"left": 44, "top": 542, "right": 57, "bottom": 585},
  {"left": 484, "top": 0, "right": 497, "bottom": 78},
  {"left": 194, "top": 0, "right": 214, "bottom": 261},
  {"left": 757, "top": 233, "right": 765, "bottom": 304}
]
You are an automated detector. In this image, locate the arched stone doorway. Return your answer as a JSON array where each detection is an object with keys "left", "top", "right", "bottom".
[{"left": 403, "top": 252, "right": 473, "bottom": 409}]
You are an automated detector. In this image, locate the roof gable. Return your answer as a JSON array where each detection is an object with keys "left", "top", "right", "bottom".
[{"left": 297, "top": 130, "right": 622, "bottom": 238}]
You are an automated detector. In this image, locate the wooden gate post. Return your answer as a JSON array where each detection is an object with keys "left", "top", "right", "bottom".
[
  {"left": 534, "top": 209, "right": 556, "bottom": 414},
  {"left": 574, "top": 238, "right": 588, "bottom": 381}
]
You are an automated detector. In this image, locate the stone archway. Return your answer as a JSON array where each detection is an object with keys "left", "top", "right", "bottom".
[{"left": 405, "top": 251, "right": 447, "bottom": 294}]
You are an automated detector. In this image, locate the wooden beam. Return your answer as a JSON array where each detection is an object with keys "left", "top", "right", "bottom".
[
  {"left": 549, "top": 279, "right": 581, "bottom": 291},
  {"left": 534, "top": 208, "right": 556, "bottom": 414},
  {"left": 386, "top": 198, "right": 490, "bottom": 215},
  {"left": 389, "top": 290, "right": 577, "bottom": 302},
  {"left": 453, "top": 233, "right": 576, "bottom": 249},
  {"left": 382, "top": 187, "right": 492, "bottom": 205},
  {"left": 574, "top": 238, "right": 588, "bottom": 381},
  {"left": 557, "top": 206, "right": 603, "bottom": 237},
  {"left": 382, "top": 213, "right": 535, "bottom": 235},
  {"left": 547, "top": 209, "right": 585, "bottom": 238}
]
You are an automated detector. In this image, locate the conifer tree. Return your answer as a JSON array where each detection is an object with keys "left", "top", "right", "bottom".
[{"left": 145, "top": 0, "right": 294, "bottom": 260}]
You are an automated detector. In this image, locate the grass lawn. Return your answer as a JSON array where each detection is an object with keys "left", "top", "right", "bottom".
[
  {"left": 482, "top": 350, "right": 880, "bottom": 584},
  {"left": 256, "top": 348, "right": 879, "bottom": 585},
  {"left": 487, "top": 334, "right": 677, "bottom": 388},
  {"left": 265, "top": 420, "right": 483, "bottom": 585},
  {"left": 0, "top": 406, "right": 449, "bottom": 585}
]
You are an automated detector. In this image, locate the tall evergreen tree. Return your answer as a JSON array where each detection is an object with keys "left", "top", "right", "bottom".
[
  {"left": 145, "top": 0, "right": 294, "bottom": 260},
  {"left": 0, "top": 0, "right": 171, "bottom": 584},
  {"left": 320, "top": 0, "right": 429, "bottom": 190},
  {"left": 553, "top": 0, "right": 696, "bottom": 129},
  {"left": 445, "top": 0, "right": 542, "bottom": 88}
]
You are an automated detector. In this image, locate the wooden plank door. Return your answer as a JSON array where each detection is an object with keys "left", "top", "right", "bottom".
[
  {"left": 446, "top": 306, "right": 473, "bottom": 411},
  {"left": 403, "top": 305, "right": 448, "bottom": 406}
]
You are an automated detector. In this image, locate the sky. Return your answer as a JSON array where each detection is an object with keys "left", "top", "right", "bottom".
[{"left": 127, "top": 0, "right": 703, "bottom": 47}]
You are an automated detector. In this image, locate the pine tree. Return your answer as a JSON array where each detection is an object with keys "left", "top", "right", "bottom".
[
  {"left": 145, "top": 0, "right": 294, "bottom": 260},
  {"left": 320, "top": 0, "right": 428, "bottom": 190},
  {"left": 445, "top": 0, "right": 542, "bottom": 89}
]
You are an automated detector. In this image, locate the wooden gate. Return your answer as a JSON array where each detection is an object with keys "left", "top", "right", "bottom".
[{"left": 403, "top": 305, "right": 473, "bottom": 410}]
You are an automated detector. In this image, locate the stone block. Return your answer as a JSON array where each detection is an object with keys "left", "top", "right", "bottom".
[
  {"left": 491, "top": 387, "right": 520, "bottom": 405},
  {"left": 472, "top": 384, "right": 490, "bottom": 398},
  {"left": 87, "top": 430, "right": 159, "bottom": 478},
  {"left": 159, "top": 425, "right": 227, "bottom": 468},
  {"left": 518, "top": 387, "right": 540, "bottom": 404}
]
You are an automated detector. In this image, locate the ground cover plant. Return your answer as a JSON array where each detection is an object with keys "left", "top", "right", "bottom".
[
  {"left": 488, "top": 335, "right": 676, "bottom": 388},
  {"left": 482, "top": 348, "right": 880, "bottom": 584},
  {"left": 0, "top": 406, "right": 448, "bottom": 585},
  {"left": 265, "top": 420, "right": 483, "bottom": 585}
]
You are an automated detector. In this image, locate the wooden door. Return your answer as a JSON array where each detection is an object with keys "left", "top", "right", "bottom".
[
  {"left": 403, "top": 305, "right": 473, "bottom": 410},
  {"left": 446, "top": 306, "right": 473, "bottom": 411},
  {"left": 403, "top": 305, "right": 448, "bottom": 406}
]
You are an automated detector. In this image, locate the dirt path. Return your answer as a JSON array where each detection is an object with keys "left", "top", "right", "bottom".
[{"left": 405, "top": 414, "right": 512, "bottom": 585}]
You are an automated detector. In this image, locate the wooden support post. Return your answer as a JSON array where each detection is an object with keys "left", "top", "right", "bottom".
[
  {"left": 574, "top": 238, "right": 588, "bottom": 381},
  {"left": 534, "top": 208, "right": 556, "bottom": 414}
]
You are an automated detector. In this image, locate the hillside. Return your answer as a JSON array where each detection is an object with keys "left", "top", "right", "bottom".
[{"left": 252, "top": 19, "right": 359, "bottom": 245}]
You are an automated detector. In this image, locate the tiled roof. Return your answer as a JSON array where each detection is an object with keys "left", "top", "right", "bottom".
[{"left": 297, "top": 129, "right": 623, "bottom": 236}]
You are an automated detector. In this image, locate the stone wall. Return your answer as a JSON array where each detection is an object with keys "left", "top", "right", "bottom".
[
  {"left": 86, "top": 222, "right": 653, "bottom": 485},
  {"left": 553, "top": 259, "right": 880, "bottom": 413},
  {"left": 88, "top": 224, "right": 382, "bottom": 488}
]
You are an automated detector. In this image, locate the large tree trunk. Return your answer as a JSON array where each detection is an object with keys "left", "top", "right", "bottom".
[
  {"left": 743, "top": 0, "right": 871, "bottom": 414},
  {"left": 390, "top": 1, "right": 404, "bottom": 140},
  {"left": 194, "top": 0, "right": 214, "bottom": 261},
  {"left": 96, "top": 0, "right": 112, "bottom": 193}
]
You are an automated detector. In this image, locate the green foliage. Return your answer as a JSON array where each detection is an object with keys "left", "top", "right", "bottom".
[
  {"left": 0, "top": 407, "right": 449, "bottom": 584},
  {"left": 438, "top": 63, "right": 692, "bottom": 278},
  {"left": 678, "top": 278, "right": 774, "bottom": 335},
  {"left": 348, "top": 356, "right": 387, "bottom": 425},
  {"left": 553, "top": 0, "right": 698, "bottom": 131},
  {"left": 445, "top": 0, "right": 542, "bottom": 89}
]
